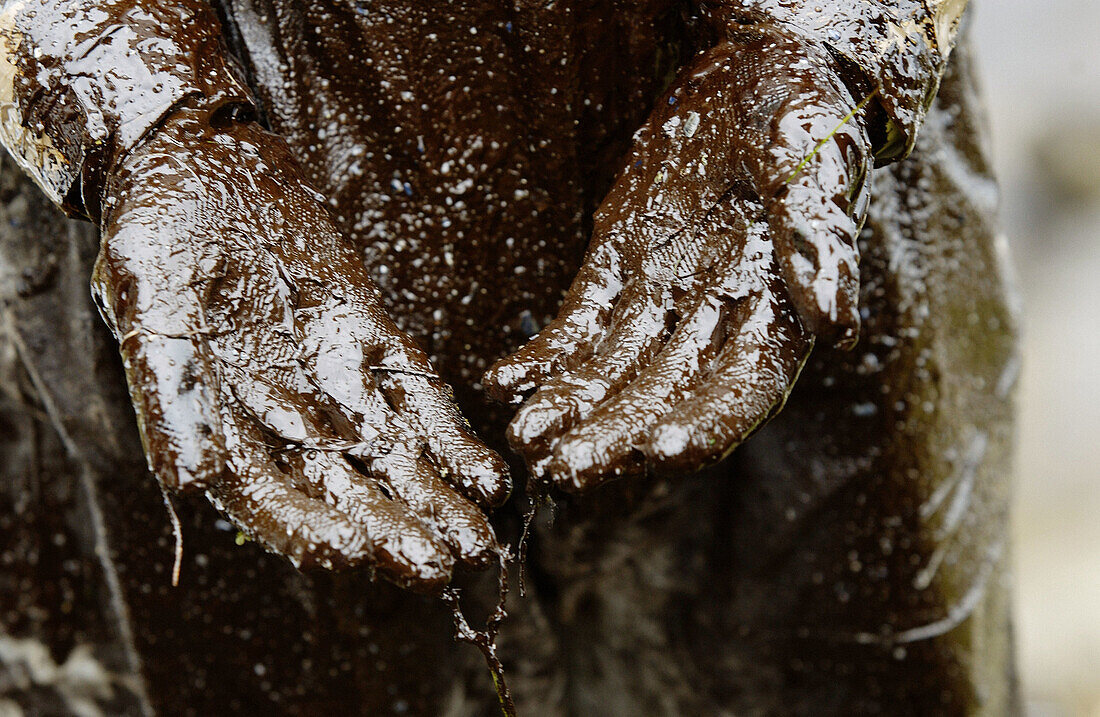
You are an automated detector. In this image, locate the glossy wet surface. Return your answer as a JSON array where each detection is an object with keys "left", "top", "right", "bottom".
[{"left": 0, "top": 0, "right": 1020, "bottom": 714}]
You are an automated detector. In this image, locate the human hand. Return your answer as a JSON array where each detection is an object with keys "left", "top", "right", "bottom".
[
  {"left": 485, "top": 28, "right": 872, "bottom": 491},
  {"left": 93, "top": 110, "right": 509, "bottom": 591}
]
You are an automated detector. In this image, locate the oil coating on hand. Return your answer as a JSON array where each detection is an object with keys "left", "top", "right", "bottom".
[
  {"left": 707, "top": 0, "right": 968, "bottom": 160},
  {"left": 0, "top": 0, "right": 1020, "bottom": 714},
  {"left": 97, "top": 109, "right": 508, "bottom": 589},
  {"left": 485, "top": 27, "right": 872, "bottom": 490},
  {"left": 0, "top": 0, "right": 252, "bottom": 215},
  {"left": 1, "top": 0, "right": 510, "bottom": 591}
]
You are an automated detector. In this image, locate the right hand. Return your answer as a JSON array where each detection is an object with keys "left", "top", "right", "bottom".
[
  {"left": 484, "top": 30, "right": 872, "bottom": 491},
  {"left": 92, "top": 109, "right": 510, "bottom": 592}
]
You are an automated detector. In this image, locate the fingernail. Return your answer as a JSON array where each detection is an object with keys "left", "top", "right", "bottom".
[
  {"left": 646, "top": 422, "right": 692, "bottom": 464},
  {"left": 484, "top": 361, "right": 536, "bottom": 402},
  {"left": 548, "top": 438, "right": 605, "bottom": 493},
  {"left": 510, "top": 400, "right": 575, "bottom": 449},
  {"left": 459, "top": 453, "right": 512, "bottom": 507}
]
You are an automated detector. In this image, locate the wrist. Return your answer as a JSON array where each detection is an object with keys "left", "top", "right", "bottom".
[
  {"left": 703, "top": 1, "right": 964, "bottom": 163},
  {"left": 0, "top": 0, "right": 254, "bottom": 222}
]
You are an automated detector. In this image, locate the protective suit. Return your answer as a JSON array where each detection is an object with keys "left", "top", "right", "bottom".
[{"left": 0, "top": 0, "right": 1017, "bottom": 714}]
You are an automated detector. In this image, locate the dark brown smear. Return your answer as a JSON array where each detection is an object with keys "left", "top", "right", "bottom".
[{"left": 0, "top": 0, "right": 1018, "bottom": 714}]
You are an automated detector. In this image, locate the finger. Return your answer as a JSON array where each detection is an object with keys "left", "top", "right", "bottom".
[
  {"left": 505, "top": 281, "right": 671, "bottom": 473},
  {"left": 645, "top": 289, "right": 811, "bottom": 475},
  {"left": 767, "top": 111, "right": 870, "bottom": 347},
  {"left": 371, "top": 346, "right": 512, "bottom": 508},
  {"left": 211, "top": 404, "right": 453, "bottom": 591},
  {"left": 541, "top": 201, "right": 775, "bottom": 490},
  {"left": 542, "top": 294, "right": 728, "bottom": 491},
  {"left": 117, "top": 333, "right": 226, "bottom": 493},
  {"left": 361, "top": 442, "right": 500, "bottom": 569},
  {"left": 288, "top": 448, "right": 466, "bottom": 586},
  {"left": 288, "top": 281, "right": 511, "bottom": 508},
  {"left": 483, "top": 242, "right": 623, "bottom": 404},
  {"left": 507, "top": 191, "right": 754, "bottom": 478}
]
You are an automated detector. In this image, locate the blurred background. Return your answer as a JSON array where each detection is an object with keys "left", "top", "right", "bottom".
[{"left": 970, "top": 1, "right": 1100, "bottom": 714}]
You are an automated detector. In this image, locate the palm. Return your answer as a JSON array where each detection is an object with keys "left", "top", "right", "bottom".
[{"left": 93, "top": 111, "right": 509, "bottom": 590}]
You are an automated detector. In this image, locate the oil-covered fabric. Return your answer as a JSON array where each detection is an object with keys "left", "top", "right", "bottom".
[
  {"left": 0, "top": 0, "right": 252, "bottom": 216},
  {"left": 0, "top": 0, "right": 1017, "bottom": 714},
  {"left": 704, "top": 0, "right": 969, "bottom": 160}
]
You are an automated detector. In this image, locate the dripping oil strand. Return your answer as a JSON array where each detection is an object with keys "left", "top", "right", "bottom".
[
  {"left": 442, "top": 550, "right": 517, "bottom": 717},
  {"left": 516, "top": 481, "right": 554, "bottom": 598}
]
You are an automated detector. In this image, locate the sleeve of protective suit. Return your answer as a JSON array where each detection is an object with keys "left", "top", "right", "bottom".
[
  {"left": 0, "top": 0, "right": 252, "bottom": 219},
  {"left": 703, "top": 0, "right": 968, "bottom": 162}
]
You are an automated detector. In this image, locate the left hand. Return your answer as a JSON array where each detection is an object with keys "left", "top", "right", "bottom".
[
  {"left": 484, "top": 28, "right": 872, "bottom": 491},
  {"left": 95, "top": 110, "right": 509, "bottom": 590}
]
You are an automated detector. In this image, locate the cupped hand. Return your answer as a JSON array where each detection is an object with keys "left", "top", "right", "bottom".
[
  {"left": 484, "top": 28, "right": 872, "bottom": 491},
  {"left": 93, "top": 109, "right": 509, "bottom": 591}
]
